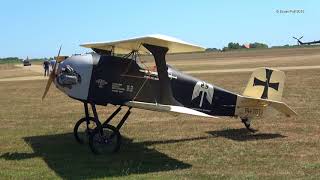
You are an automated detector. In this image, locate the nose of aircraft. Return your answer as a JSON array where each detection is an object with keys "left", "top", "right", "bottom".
[
  {"left": 55, "top": 59, "right": 82, "bottom": 89},
  {"left": 42, "top": 51, "right": 95, "bottom": 101},
  {"left": 54, "top": 54, "right": 94, "bottom": 100}
]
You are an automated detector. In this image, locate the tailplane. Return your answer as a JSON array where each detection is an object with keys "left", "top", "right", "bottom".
[{"left": 236, "top": 67, "right": 297, "bottom": 132}]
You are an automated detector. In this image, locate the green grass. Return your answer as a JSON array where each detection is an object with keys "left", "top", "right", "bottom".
[
  {"left": 0, "top": 60, "right": 21, "bottom": 64},
  {"left": 0, "top": 61, "right": 320, "bottom": 179}
]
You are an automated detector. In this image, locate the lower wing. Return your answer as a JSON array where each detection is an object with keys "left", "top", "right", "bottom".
[{"left": 125, "top": 101, "right": 218, "bottom": 118}]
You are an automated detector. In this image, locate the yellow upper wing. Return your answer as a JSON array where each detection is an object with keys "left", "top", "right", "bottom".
[{"left": 80, "top": 34, "right": 205, "bottom": 54}]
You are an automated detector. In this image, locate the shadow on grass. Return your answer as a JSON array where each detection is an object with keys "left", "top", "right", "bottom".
[
  {"left": 207, "top": 128, "right": 286, "bottom": 141},
  {"left": 141, "top": 136, "right": 210, "bottom": 146},
  {"left": 0, "top": 133, "right": 191, "bottom": 179},
  {"left": 0, "top": 128, "right": 286, "bottom": 178}
]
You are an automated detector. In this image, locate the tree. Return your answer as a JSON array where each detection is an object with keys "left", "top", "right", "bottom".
[
  {"left": 249, "top": 42, "right": 268, "bottom": 49},
  {"left": 228, "top": 42, "right": 241, "bottom": 49},
  {"left": 205, "top": 48, "right": 220, "bottom": 52}
]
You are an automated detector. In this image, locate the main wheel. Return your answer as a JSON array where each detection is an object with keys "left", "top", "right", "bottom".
[
  {"left": 89, "top": 124, "right": 122, "bottom": 154},
  {"left": 74, "top": 117, "right": 97, "bottom": 144}
]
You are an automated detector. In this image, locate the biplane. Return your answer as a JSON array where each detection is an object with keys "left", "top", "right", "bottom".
[
  {"left": 42, "top": 35, "right": 297, "bottom": 154},
  {"left": 293, "top": 36, "right": 320, "bottom": 45}
]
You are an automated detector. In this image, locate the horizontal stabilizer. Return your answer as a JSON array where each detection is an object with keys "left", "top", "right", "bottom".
[
  {"left": 235, "top": 95, "right": 297, "bottom": 118},
  {"left": 268, "top": 100, "right": 297, "bottom": 117},
  {"left": 125, "top": 101, "right": 218, "bottom": 118}
]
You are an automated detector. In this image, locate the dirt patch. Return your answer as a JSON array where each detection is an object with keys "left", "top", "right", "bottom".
[{"left": 0, "top": 76, "right": 47, "bottom": 82}]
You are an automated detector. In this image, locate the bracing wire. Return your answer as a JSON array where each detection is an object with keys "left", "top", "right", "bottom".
[{"left": 131, "top": 44, "right": 158, "bottom": 103}]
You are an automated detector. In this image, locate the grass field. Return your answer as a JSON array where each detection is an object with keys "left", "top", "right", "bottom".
[
  {"left": 0, "top": 48, "right": 320, "bottom": 179},
  {"left": 0, "top": 64, "right": 40, "bottom": 79}
]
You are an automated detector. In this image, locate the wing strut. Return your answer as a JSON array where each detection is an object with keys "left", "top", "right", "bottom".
[{"left": 142, "top": 43, "right": 180, "bottom": 106}]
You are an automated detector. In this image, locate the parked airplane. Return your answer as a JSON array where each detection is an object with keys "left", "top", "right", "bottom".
[
  {"left": 293, "top": 36, "right": 320, "bottom": 45},
  {"left": 22, "top": 56, "right": 31, "bottom": 66},
  {"left": 42, "top": 35, "right": 297, "bottom": 154}
]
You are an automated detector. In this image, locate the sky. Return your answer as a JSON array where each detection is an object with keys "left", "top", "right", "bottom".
[{"left": 0, "top": 0, "right": 319, "bottom": 58}]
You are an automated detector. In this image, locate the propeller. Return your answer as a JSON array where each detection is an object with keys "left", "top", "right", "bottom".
[
  {"left": 293, "top": 36, "right": 303, "bottom": 45},
  {"left": 42, "top": 45, "right": 64, "bottom": 100}
]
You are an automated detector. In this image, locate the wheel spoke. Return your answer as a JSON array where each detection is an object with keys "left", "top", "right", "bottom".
[{"left": 89, "top": 124, "right": 121, "bottom": 154}]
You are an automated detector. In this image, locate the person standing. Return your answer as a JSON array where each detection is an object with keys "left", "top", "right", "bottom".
[
  {"left": 49, "top": 60, "right": 56, "bottom": 73},
  {"left": 43, "top": 60, "right": 50, "bottom": 76}
]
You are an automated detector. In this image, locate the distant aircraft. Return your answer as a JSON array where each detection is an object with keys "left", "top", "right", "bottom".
[
  {"left": 42, "top": 35, "right": 297, "bottom": 154},
  {"left": 293, "top": 36, "right": 320, "bottom": 45},
  {"left": 22, "top": 56, "right": 31, "bottom": 66}
]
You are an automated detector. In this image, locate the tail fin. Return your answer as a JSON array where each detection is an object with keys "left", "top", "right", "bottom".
[{"left": 243, "top": 67, "right": 285, "bottom": 101}]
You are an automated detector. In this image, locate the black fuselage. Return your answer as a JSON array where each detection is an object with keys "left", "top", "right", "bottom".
[{"left": 86, "top": 55, "right": 238, "bottom": 116}]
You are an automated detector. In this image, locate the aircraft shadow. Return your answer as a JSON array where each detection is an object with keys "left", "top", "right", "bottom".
[
  {"left": 0, "top": 133, "right": 191, "bottom": 179},
  {"left": 207, "top": 128, "right": 286, "bottom": 141},
  {"left": 0, "top": 128, "right": 285, "bottom": 178}
]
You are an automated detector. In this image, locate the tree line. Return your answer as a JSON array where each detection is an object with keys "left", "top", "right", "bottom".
[
  {"left": 223, "top": 42, "right": 268, "bottom": 51},
  {"left": 0, "top": 57, "right": 54, "bottom": 64},
  {"left": 206, "top": 42, "right": 268, "bottom": 52},
  {"left": 205, "top": 42, "right": 320, "bottom": 52}
]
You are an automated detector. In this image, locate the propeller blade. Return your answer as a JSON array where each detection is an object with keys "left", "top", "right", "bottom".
[
  {"left": 42, "top": 45, "right": 62, "bottom": 100},
  {"left": 299, "top": 36, "right": 303, "bottom": 39},
  {"left": 57, "top": 45, "right": 62, "bottom": 57},
  {"left": 42, "top": 73, "right": 54, "bottom": 100}
]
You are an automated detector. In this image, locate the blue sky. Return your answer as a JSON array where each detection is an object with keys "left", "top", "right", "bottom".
[{"left": 0, "top": 0, "right": 318, "bottom": 58}]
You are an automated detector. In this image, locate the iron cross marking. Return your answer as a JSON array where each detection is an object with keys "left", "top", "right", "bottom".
[{"left": 253, "top": 69, "right": 279, "bottom": 99}]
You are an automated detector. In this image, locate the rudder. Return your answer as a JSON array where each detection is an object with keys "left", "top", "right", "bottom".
[{"left": 243, "top": 67, "right": 285, "bottom": 101}]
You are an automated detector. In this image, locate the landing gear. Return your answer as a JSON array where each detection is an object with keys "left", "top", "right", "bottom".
[
  {"left": 74, "top": 117, "right": 96, "bottom": 144},
  {"left": 89, "top": 124, "right": 121, "bottom": 154},
  {"left": 241, "top": 118, "right": 257, "bottom": 133},
  {"left": 73, "top": 103, "right": 131, "bottom": 154}
]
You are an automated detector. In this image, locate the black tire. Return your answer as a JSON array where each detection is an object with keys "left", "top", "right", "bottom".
[
  {"left": 74, "top": 117, "right": 97, "bottom": 144},
  {"left": 89, "top": 124, "right": 122, "bottom": 155}
]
